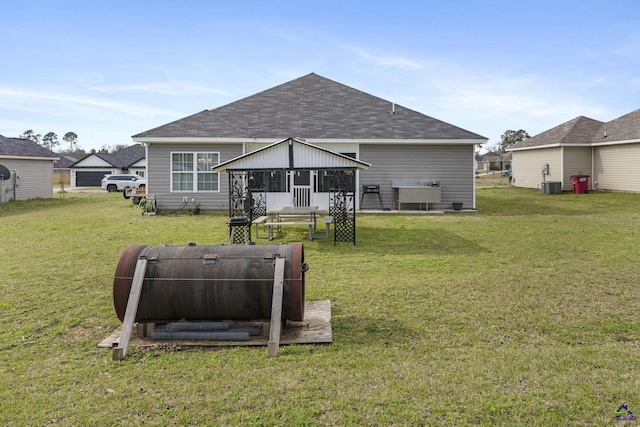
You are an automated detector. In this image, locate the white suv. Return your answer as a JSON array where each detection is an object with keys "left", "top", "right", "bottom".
[{"left": 101, "top": 174, "right": 146, "bottom": 193}]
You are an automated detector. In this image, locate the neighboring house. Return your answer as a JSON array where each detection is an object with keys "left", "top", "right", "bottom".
[
  {"left": 508, "top": 109, "right": 640, "bottom": 192},
  {"left": 54, "top": 155, "right": 77, "bottom": 169},
  {"left": 70, "top": 144, "right": 146, "bottom": 187},
  {"left": 481, "top": 151, "right": 503, "bottom": 171},
  {"left": 132, "top": 73, "right": 487, "bottom": 211},
  {"left": 475, "top": 153, "right": 484, "bottom": 170},
  {"left": 54, "top": 155, "right": 78, "bottom": 186},
  {"left": 0, "top": 135, "right": 58, "bottom": 202},
  {"left": 476, "top": 151, "right": 511, "bottom": 172},
  {"left": 502, "top": 151, "right": 512, "bottom": 169}
]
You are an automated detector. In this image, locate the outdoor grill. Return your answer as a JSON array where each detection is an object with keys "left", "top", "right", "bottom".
[
  {"left": 360, "top": 184, "right": 384, "bottom": 209},
  {"left": 362, "top": 184, "right": 380, "bottom": 193}
]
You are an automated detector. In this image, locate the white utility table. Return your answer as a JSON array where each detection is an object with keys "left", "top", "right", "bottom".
[{"left": 392, "top": 184, "right": 441, "bottom": 210}]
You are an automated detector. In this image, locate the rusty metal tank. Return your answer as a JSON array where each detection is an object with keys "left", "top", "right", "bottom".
[{"left": 113, "top": 242, "right": 306, "bottom": 322}]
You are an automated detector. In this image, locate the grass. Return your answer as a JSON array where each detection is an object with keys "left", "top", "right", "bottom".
[
  {"left": 1, "top": 188, "right": 640, "bottom": 426},
  {"left": 475, "top": 171, "right": 511, "bottom": 187}
]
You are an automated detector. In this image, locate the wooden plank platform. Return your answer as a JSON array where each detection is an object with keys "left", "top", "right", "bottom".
[{"left": 98, "top": 300, "right": 332, "bottom": 350}]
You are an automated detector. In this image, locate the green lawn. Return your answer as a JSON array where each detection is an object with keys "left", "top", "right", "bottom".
[{"left": 1, "top": 188, "right": 639, "bottom": 426}]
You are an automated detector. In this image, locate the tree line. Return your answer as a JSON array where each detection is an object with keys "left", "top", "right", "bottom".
[
  {"left": 18, "top": 130, "right": 129, "bottom": 158},
  {"left": 499, "top": 129, "right": 530, "bottom": 152},
  {"left": 482, "top": 129, "right": 530, "bottom": 153}
]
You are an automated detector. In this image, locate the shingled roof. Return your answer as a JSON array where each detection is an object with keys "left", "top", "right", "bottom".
[
  {"left": 510, "top": 109, "right": 640, "bottom": 151},
  {"left": 96, "top": 144, "right": 145, "bottom": 168},
  {"left": 592, "top": 109, "right": 640, "bottom": 144},
  {"left": 54, "top": 155, "right": 78, "bottom": 169},
  {"left": 0, "top": 135, "right": 59, "bottom": 158},
  {"left": 509, "top": 116, "right": 605, "bottom": 150},
  {"left": 73, "top": 144, "right": 145, "bottom": 168},
  {"left": 133, "top": 73, "right": 486, "bottom": 141}
]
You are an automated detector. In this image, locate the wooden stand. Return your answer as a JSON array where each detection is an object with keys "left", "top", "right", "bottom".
[
  {"left": 113, "top": 257, "right": 147, "bottom": 361},
  {"left": 99, "top": 300, "right": 332, "bottom": 351},
  {"left": 267, "top": 257, "right": 285, "bottom": 357},
  {"left": 111, "top": 255, "right": 289, "bottom": 360}
]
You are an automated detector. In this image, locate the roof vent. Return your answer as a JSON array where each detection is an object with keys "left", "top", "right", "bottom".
[
  {"left": 603, "top": 131, "right": 607, "bottom": 138},
  {"left": 391, "top": 102, "right": 396, "bottom": 115}
]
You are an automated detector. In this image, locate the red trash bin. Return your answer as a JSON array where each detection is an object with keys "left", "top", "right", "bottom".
[{"left": 570, "top": 175, "right": 589, "bottom": 194}]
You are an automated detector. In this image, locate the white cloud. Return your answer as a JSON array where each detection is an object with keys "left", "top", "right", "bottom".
[
  {"left": 383, "top": 65, "right": 618, "bottom": 142},
  {"left": 86, "top": 82, "right": 230, "bottom": 97},
  {"left": 0, "top": 85, "right": 189, "bottom": 150},
  {"left": 347, "top": 46, "right": 425, "bottom": 71},
  {"left": 0, "top": 85, "right": 179, "bottom": 118}
]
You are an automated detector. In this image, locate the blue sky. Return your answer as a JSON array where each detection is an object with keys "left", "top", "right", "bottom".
[{"left": 1, "top": 0, "right": 639, "bottom": 152}]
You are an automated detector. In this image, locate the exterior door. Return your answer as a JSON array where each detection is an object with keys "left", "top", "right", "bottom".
[{"left": 291, "top": 170, "right": 311, "bottom": 206}]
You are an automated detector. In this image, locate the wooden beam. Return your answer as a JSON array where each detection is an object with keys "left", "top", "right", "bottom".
[
  {"left": 113, "top": 257, "right": 147, "bottom": 361},
  {"left": 267, "top": 257, "right": 285, "bottom": 357}
]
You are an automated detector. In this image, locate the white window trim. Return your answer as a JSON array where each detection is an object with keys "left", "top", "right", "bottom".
[{"left": 170, "top": 151, "right": 221, "bottom": 193}]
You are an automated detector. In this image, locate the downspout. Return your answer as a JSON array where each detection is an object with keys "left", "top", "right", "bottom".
[
  {"left": 472, "top": 146, "right": 476, "bottom": 209},
  {"left": 560, "top": 147, "right": 564, "bottom": 190},
  {"left": 591, "top": 146, "right": 596, "bottom": 190}
]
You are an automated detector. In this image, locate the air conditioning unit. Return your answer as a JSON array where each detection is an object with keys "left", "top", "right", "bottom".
[{"left": 542, "top": 181, "right": 562, "bottom": 194}]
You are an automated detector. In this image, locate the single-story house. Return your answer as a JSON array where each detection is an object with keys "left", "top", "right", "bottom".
[
  {"left": 54, "top": 155, "right": 78, "bottom": 186},
  {"left": 70, "top": 144, "right": 146, "bottom": 187},
  {"left": 501, "top": 151, "right": 512, "bottom": 169},
  {"left": 479, "top": 151, "right": 511, "bottom": 171},
  {"left": 132, "top": 73, "right": 487, "bottom": 212},
  {"left": 508, "top": 109, "right": 640, "bottom": 192},
  {"left": 0, "top": 135, "right": 59, "bottom": 202},
  {"left": 475, "top": 153, "right": 484, "bottom": 170}
]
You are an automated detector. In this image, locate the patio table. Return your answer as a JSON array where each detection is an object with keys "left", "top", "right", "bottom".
[{"left": 264, "top": 206, "right": 319, "bottom": 240}]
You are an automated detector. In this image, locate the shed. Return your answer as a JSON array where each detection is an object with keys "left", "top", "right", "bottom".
[{"left": 0, "top": 135, "right": 58, "bottom": 202}]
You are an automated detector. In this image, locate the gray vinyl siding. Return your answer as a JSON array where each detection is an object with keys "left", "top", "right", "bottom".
[
  {"left": 562, "top": 146, "right": 592, "bottom": 190},
  {"left": 512, "top": 148, "right": 562, "bottom": 190},
  {"left": 0, "top": 158, "right": 54, "bottom": 202},
  {"left": 594, "top": 143, "right": 640, "bottom": 192},
  {"left": 147, "top": 143, "right": 243, "bottom": 211},
  {"left": 359, "top": 144, "right": 475, "bottom": 209},
  {"left": 147, "top": 142, "right": 478, "bottom": 211}
]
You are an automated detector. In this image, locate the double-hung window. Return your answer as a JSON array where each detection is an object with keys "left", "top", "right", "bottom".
[{"left": 171, "top": 152, "right": 219, "bottom": 192}]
